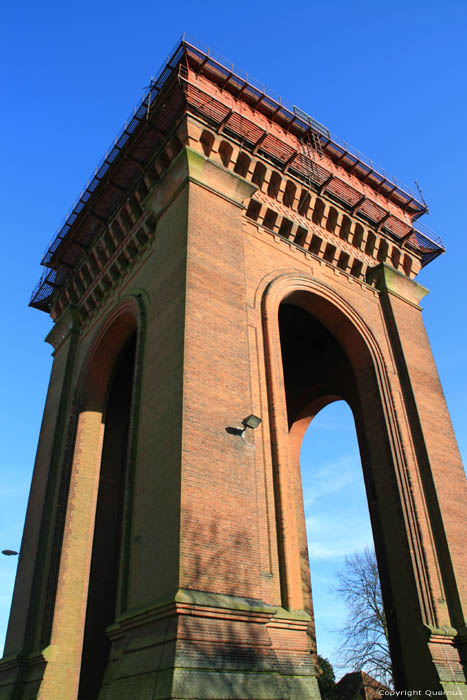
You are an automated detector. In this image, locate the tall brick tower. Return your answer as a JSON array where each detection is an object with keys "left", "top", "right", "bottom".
[{"left": 0, "top": 37, "right": 466, "bottom": 699}]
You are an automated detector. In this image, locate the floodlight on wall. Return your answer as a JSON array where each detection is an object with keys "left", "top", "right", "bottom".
[
  {"left": 2, "top": 550, "right": 19, "bottom": 556},
  {"left": 242, "top": 414, "right": 262, "bottom": 431}
]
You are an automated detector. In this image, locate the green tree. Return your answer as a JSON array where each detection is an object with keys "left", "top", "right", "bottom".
[{"left": 317, "top": 655, "right": 338, "bottom": 700}]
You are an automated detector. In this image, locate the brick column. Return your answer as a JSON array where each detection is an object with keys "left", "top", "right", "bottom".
[
  {"left": 37, "top": 411, "right": 104, "bottom": 700},
  {"left": 0, "top": 307, "right": 81, "bottom": 700},
  {"left": 370, "top": 264, "right": 467, "bottom": 694}
]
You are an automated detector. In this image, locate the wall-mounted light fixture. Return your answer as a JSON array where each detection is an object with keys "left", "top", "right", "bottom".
[
  {"left": 2, "top": 550, "right": 19, "bottom": 557},
  {"left": 241, "top": 414, "right": 262, "bottom": 433}
]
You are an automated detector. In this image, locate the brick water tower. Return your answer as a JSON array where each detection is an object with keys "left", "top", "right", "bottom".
[{"left": 0, "top": 36, "right": 466, "bottom": 699}]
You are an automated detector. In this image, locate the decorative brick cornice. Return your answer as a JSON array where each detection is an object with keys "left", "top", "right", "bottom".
[{"left": 183, "top": 118, "right": 425, "bottom": 284}]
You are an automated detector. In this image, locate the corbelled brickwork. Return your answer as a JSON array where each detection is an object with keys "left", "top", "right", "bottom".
[{"left": 0, "top": 38, "right": 465, "bottom": 699}]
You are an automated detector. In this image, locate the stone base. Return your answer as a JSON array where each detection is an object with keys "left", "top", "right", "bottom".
[
  {"left": 98, "top": 590, "right": 320, "bottom": 700},
  {"left": 427, "top": 626, "right": 467, "bottom": 700},
  {"left": 99, "top": 668, "right": 319, "bottom": 700},
  {"left": 0, "top": 592, "right": 320, "bottom": 700},
  {"left": 3, "top": 593, "right": 467, "bottom": 698}
]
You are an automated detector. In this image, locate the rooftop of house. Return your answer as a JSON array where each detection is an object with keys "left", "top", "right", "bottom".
[{"left": 336, "top": 670, "right": 390, "bottom": 700}]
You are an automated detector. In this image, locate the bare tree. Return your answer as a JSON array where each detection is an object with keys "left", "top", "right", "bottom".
[{"left": 334, "top": 547, "right": 393, "bottom": 687}]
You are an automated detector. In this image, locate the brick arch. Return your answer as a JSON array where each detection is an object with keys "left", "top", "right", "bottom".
[
  {"left": 261, "top": 272, "right": 437, "bottom": 686},
  {"left": 288, "top": 394, "right": 342, "bottom": 472},
  {"left": 38, "top": 295, "right": 146, "bottom": 700},
  {"left": 78, "top": 296, "right": 143, "bottom": 411}
]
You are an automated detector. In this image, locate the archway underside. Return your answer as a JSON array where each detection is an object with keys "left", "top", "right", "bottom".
[
  {"left": 278, "top": 300, "right": 391, "bottom": 677},
  {"left": 78, "top": 334, "right": 136, "bottom": 700}
]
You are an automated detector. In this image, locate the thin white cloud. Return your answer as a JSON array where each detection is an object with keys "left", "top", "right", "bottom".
[
  {"left": 308, "top": 536, "right": 373, "bottom": 560},
  {"left": 306, "top": 509, "right": 373, "bottom": 561},
  {"left": 302, "top": 457, "right": 359, "bottom": 507}
]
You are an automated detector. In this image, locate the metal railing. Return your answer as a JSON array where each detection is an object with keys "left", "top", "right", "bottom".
[
  {"left": 40, "top": 38, "right": 186, "bottom": 266},
  {"left": 41, "top": 33, "right": 431, "bottom": 270},
  {"left": 34, "top": 33, "right": 443, "bottom": 311},
  {"left": 181, "top": 35, "right": 422, "bottom": 204}
]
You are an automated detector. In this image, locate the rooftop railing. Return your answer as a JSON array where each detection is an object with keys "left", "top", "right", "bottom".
[{"left": 41, "top": 34, "right": 432, "bottom": 269}]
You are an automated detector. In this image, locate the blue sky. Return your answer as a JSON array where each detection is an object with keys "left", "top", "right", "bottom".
[
  {"left": 1, "top": 0, "right": 466, "bottom": 677},
  {"left": 302, "top": 403, "right": 375, "bottom": 671}
]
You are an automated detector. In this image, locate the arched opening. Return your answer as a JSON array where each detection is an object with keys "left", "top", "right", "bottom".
[
  {"left": 340, "top": 215, "right": 351, "bottom": 241},
  {"left": 278, "top": 301, "right": 361, "bottom": 601},
  {"left": 263, "top": 208, "right": 278, "bottom": 231},
  {"left": 391, "top": 247, "right": 401, "bottom": 269},
  {"left": 326, "top": 206, "right": 338, "bottom": 233},
  {"left": 312, "top": 198, "right": 325, "bottom": 225},
  {"left": 283, "top": 180, "right": 297, "bottom": 208},
  {"left": 252, "top": 161, "right": 266, "bottom": 188},
  {"left": 402, "top": 254, "right": 412, "bottom": 277},
  {"left": 324, "top": 243, "right": 337, "bottom": 264},
  {"left": 377, "top": 239, "right": 389, "bottom": 263},
  {"left": 245, "top": 199, "right": 261, "bottom": 222},
  {"left": 268, "top": 171, "right": 281, "bottom": 199},
  {"left": 272, "top": 293, "right": 400, "bottom": 680},
  {"left": 365, "top": 232, "right": 377, "bottom": 257},
  {"left": 278, "top": 217, "right": 293, "bottom": 239},
  {"left": 299, "top": 400, "right": 374, "bottom": 669},
  {"left": 294, "top": 226, "right": 308, "bottom": 247},
  {"left": 310, "top": 233, "right": 323, "bottom": 256},
  {"left": 233, "top": 151, "right": 251, "bottom": 177},
  {"left": 219, "top": 141, "right": 233, "bottom": 168},
  {"left": 350, "top": 258, "right": 363, "bottom": 279},
  {"left": 337, "top": 250, "right": 350, "bottom": 272},
  {"left": 35, "top": 302, "right": 141, "bottom": 700},
  {"left": 298, "top": 189, "right": 311, "bottom": 217},
  {"left": 353, "top": 223, "right": 364, "bottom": 249},
  {"left": 200, "top": 129, "right": 215, "bottom": 157},
  {"left": 78, "top": 333, "right": 136, "bottom": 699}
]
